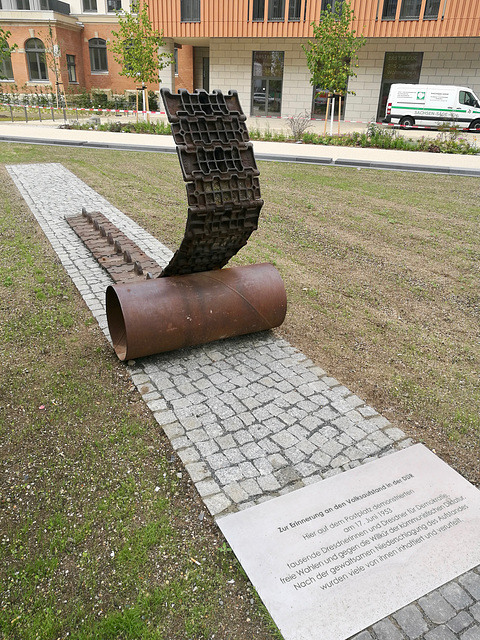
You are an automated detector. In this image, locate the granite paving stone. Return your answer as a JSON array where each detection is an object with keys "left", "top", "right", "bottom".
[
  {"left": 420, "top": 592, "right": 457, "bottom": 624},
  {"left": 425, "top": 626, "right": 459, "bottom": 640},
  {"left": 460, "top": 575, "right": 480, "bottom": 600},
  {"left": 441, "top": 584, "right": 475, "bottom": 610},
  {"left": 448, "top": 613, "right": 475, "bottom": 634},
  {"left": 10, "top": 161, "right": 480, "bottom": 640},
  {"left": 394, "top": 604, "right": 429, "bottom": 638},
  {"left": 471, "top": 603, "right": 480, "bottom": 622},
  {"left": 373, "top": 618, "right": 405, "bottom": 640},
  {"left": 460, "top": 627, "right": 480, "bottom": 640}
]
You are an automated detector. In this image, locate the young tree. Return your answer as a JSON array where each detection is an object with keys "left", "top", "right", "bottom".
[
  {"left": 109, "top": 0, "right": 173, "bottom": 114},
  {"left": 0, "top": 28, "right": 17, "bottom": 80},
  {"left": 302, "top": 1, "right": 365, "bottom": 132},
  {"left": 42, "top": 24, "right": 66, "bottom": 109}
]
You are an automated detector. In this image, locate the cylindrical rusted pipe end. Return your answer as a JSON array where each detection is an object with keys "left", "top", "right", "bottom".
[{"left": 106, "top": 263, "right": 287, "bottom": 361}]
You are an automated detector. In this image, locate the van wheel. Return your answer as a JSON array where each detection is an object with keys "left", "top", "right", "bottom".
[
  {"left": 469, "top": 120, "right": 480, "bottom": 131},
  {"left": 400, "top": 116, "right": 414, "bottom": 129}
]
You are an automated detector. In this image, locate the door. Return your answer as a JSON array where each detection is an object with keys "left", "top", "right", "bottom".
[{"left": 251, "top": 51, "right": 284, "bottom": 117}]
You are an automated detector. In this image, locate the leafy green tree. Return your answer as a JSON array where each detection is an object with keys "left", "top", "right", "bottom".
[
  {"left": 109, "top": 0, "right": 173, "bottom": 99},
  {"left": 0, "top": 27, "right": 17, "bottom": 80},
  {"left": 302, "top": 1, "right": 365, "bottom": 128}
]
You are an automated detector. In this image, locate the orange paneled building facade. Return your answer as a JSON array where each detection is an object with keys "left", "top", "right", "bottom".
[
  {"left": 1, "top": 0, "right": 479, "bottom": 121},
  {"left": 156, "top": 0, "right": 480, "bottom": 123}
]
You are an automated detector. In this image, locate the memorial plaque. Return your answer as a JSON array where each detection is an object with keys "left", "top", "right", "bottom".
[{"left": 218, "top": 445, "right": 480, "bottom": 640}]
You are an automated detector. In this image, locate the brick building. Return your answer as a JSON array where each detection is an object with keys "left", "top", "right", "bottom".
[
  {"left": 153, "top": 0, "right": 480, "bottom": 123},
  {"left": 0, "top": 0, "right": 160, "bottom": 99}
]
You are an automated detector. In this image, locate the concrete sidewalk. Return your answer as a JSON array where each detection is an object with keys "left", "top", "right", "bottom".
[{"left": 1, "top": 120, "right": 480, "bottom": 177}]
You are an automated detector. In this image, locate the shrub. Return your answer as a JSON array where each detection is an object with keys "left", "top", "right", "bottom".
[{"left": 287, "top": 111, "right": 313, "bottom": 141}]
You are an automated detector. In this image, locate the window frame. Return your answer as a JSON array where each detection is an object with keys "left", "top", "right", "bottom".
[
  {"left": 399, "top": 0, "right": 422, "bottom": 20},
  {"left": 180, "top": 0, "right": 200, "bottom": 22},
  {"left": 67, "top": 53, "right": 77, "bottom": 83},
  {"left": 288, "top": 0, "right": 302, "bottom": 21},
  {"left": 267, "top": 0, "right": 285, "bottom": 21},
  {"left": 82, "top": 0, "right": 97, "bottom": 12},
  {"left": 107, "top": 0, "right": 121, "bottom": 12},
  {"left": 423, "top": 0, "right": 440, "bottom": 19},
  {"left": 252, "top": 0, "right": 265, "bottom": 21},
  {"left": 381, "top": 0, "right": 398, "bottom": 19},
  {"left": 251, "top": 50, "right": 285, "bottom": 117},
  {"left": 0, "top": 50, "right": 14, "bottom": 81},
  {"left": 25, "top": 38, "right": 48, "bottom": 82},
  {"left": 89, "top": 37, "right": 108, "bottom": 73},
  {"left": 320, "top": 0, "right": 343, "bottom": 12}
]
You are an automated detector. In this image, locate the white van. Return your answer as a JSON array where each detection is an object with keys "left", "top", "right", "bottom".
[{"left": 383, "top": 84, "right": 480, "bottom": 130}]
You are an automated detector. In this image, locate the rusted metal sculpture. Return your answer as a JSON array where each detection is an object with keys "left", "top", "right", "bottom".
[
  {"left": 67, "top": 209, "right": 163, "bottom": 282},
  {"left": 105, "top": 89, "right": 287, "bottom": 360},
  {"left": 106, "top": 263, "right": 286, "bottom": 361}
]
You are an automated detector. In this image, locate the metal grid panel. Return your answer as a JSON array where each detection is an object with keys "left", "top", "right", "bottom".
[{"left": 160, "top": 88, "right": 263, "bottom": 277}]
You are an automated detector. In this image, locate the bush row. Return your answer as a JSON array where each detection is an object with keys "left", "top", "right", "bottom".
[{"left": 64, "top": 117, "right": 479, "bottom": 155}]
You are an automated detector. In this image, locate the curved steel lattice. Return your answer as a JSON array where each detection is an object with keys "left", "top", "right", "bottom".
[{"left": 160, "top": 88, "right": 264, "bottom": 277}]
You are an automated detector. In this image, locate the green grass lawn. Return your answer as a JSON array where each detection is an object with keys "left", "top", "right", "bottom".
[{"left": 0, "top": 142, "right": 479, "bottom": 639}]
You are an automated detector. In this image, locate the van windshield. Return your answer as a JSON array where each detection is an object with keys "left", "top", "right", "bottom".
[{"left": 459, "top": 90, "right": 480, "bottom": 108}]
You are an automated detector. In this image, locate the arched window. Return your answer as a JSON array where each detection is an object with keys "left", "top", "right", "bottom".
[
  {"left": 0, "top": 46, "right": 14, "bottom": 80},
  {"left": 89, "top": 38, "right": 108, "bottom": 73},
  {"left": 25, "top": 38, "right": 47, "bottom": 81}
]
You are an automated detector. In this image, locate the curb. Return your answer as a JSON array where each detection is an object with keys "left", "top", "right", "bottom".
[{"left": 1, "top": 134, "right": 480, "bottom": 177}]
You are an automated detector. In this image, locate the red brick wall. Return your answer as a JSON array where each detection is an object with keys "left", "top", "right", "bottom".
[
  {"left": 174, "top": 45, "right": 194, "bottom": 92},
  {"left": 1, "top": 21, "right": 159, "bottom": 99}
]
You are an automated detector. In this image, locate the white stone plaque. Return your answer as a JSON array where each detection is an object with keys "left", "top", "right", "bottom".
[{"left": 218, "top": 444, "right": 480, "bottom": 640}]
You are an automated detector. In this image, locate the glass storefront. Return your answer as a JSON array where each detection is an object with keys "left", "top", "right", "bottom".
[
  {"left": 251, "top": 51, "right": 284, "bottom": 117},
  {"left": 377, "top": 52, "right": 423, "bottom": 121}
]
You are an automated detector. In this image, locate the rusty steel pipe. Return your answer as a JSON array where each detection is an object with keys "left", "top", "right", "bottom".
[{"left": 106, "top": 263, "right": 287, "bottom": 361}]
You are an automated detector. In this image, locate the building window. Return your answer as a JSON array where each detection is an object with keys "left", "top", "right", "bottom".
[
  {"left": 382, "top": 0, "right": 397, "bottom": 19},
  {"left": 423, "top": 0, "right": 440, "bottom": 18},
  {"left": 312, "top": 86, "right": 346, "bottom": 119},
  {"left": 67, "top": 54, "right": 77, "bottom": 82},
  {"left": 252, "top": 0, "right": 264, "bottom": 20},
  {"left": 16, "top": 0, "right": 30, "bottom": 8},
  {"left": 107, "top": 0, "right": 121, "bottom": 11},
  {"left": 89, "top": 38, "right": 108, "bottom": 72},
  {"left": 25, "top": 38, "right": 48, "bottom": 81},
  {"left": 82, "top": 0, "right": 97, "bottom": 11},
  {"left": 251, "top": 51, "right": 284, "bottom": 117},
  {"left": 288, "top": 0, "right": 302, "bottom": 20},
  {"left": 268, "top": 0, "right": 285, "bottom": 20},
  {"left": 399, "top": 0, "right": 421, "bottom": 19},
  {"left": 376, "top": 51, "right": 423, "bottom": 120},
  {"left": 321, "top": 0, "right": 343, "bottom": 12},
  {"left": 0, "top": 51, "right": 14, "bottom": 81},
  {"left": 173, "top": 47, "right": 178, "bottom": 75},
  {"left": 180, "top": 0, "right": 200, "bottom": 22}
]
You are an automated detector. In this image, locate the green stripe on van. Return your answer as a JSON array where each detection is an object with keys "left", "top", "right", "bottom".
[{"left": 391, "top": 106, "right": 480, "bottom": 115}]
